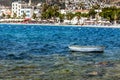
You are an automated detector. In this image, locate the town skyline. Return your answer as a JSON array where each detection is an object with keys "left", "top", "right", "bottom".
[
  {"left": 0, "top": 0, "right": 120, "bottom": 26},
  {"left": 0, "top": 0, "right": 120, "bottom": 6}
]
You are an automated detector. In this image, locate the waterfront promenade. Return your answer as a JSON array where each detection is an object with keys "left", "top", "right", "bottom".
[{"left": 0, "top": 22, "right": 120, "bottom": 28}]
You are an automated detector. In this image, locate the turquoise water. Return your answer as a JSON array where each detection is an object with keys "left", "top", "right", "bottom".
[{"left": 0, "top": 24, "right": 120, "bottom": 79}]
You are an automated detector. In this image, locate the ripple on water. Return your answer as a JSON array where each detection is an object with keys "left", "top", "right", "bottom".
[{"left": 0, "top": 24, "right": 120, "bottom": 79}]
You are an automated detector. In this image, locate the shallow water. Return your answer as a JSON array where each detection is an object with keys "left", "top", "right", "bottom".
[{"left": 0, "top": 24, "right": 120, "bottom": 79}]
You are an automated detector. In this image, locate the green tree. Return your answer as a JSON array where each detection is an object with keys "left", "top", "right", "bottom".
[
  {"left": 6, "top": 15, "right": 11, "bottom": 19},
  {"left": 13, "top": 13, "right": 17, "bottom": 19},
  {"left": 99, "top": 6, "right": 120, "bottom": 24},
  {"left": 66, "top": 12, "right": 74, "bottom": 23},
  {"left": 41, "top": 4, "right": 59, "bottom": 21},
  {"left": 58, "top": 13, "right": 64, "bottom": 23},
  {"left": 52, "top": 5, "right": 59, "bottom": 21},
  {"left": 75, "top": 12, "right": 81, "bottom": 24},
  {"left": 22, "top": 12, "right": 26, "bottom": 19},
  {"left": 88, "top": 9, "right": 97, "bottom": 19},
  {"left": 81, "top": 13, "right": 89, "bottom": 17},
  {"left": 32, "top": 13, "right": 37, "bottom": 19},
  {"left": 2, "top": 13, "right": 5, "bottom": 18},
  {"left": 41, "top": 3, "right": 49, "bottom": 12},
  {"left": 112, "top": 7, "right": 120, "bottom": 25}
]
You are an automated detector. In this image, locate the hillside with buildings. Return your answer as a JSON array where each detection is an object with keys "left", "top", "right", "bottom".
[
  {"left": 0, "top": 0, "right": 45, "bottom": 6},
  {"left": 0, "top": 0, "right": 120, "bottom": 6},
  {"left": 0, "top": 0, "right": 120, "bottom": 25},
  {"left": 0, "top": 0, "right": 12, "bottom": 6}
]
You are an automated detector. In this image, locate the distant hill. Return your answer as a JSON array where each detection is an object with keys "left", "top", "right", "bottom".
[
  {"left": 0, "top": 0, "right": 120, "bottom": 7},
  {"left": 0, "top": 0, "right": 45, "bottom": 6},
  {"left": 0, "top": 0, "right": 12, "bottom": 6}
]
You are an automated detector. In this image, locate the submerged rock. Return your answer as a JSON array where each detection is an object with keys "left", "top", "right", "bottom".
[
  {"left": 5, "top": 52, "right": 32, "bottom": 60},
  {"left": 87, "top": 71, "right": 98, "bottom": 76},
  {"left": 96, "top": 61, "right": 114, "bottom": 67},
  {"left": 6, "top": 53, "right": 17, "bottom": 59}
]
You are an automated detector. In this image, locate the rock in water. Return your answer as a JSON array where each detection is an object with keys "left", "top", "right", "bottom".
[{"left": 87, "top": 71, "right": 99, "bottom": 76}]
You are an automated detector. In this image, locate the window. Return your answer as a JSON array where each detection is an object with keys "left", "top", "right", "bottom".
[
  {"left": 27, "top": 14, "right": 30, "bottom": 17},
  {"left": 26, "top": 11, "right": 30, "bottom": 13},
  {"left": 21, "top": 11, "right": 24, "bottom": 13}
]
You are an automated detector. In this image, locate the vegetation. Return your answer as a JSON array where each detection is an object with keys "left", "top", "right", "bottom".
[
  {"left": 39, "top": 3, "right": 120, "bottom": 25},
  {"left": 99, "top": 6, "right": 120, "bottom": 24},
  {"left": 6, "top": 15, "right": 11, "bottom": 19},
  {"left": 58, "top": 13, "right": 65, "bottom": 23},
  {"left": 13, "top": 13, "right": 17, "bottom": 19},
  {"left": 66, "top": 12, "right": 74, "bottom": 23},
  {"left": 0, "top": 0, "right": 120, "bottom": 25},
  {"left": 75, "top": 12, "right": 81, "bottom": 24},
  {"left": 41, "top": 3, "right": 59, "bottom": 21},
  {"left": 32, "top": 13, "right": 37, "bottom": 19},
  {"left": 2, "top": 13, "right": 5, "bottom": 19},
  {"left": 22, "top": 12, "right": 26, "bottom": 19},
  {"left": 88, "top": 9, "right": 97, "bottom": 19}
]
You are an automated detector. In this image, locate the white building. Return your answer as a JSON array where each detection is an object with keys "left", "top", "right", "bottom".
[
  {"left": 12, "top": 1, "right": 34, "bottom": 18},
  {"left": 21, "top": 6, "right": 33, "bottom": 18}
]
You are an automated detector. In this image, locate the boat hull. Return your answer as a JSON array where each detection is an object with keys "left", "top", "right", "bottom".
[{"left": 69, "top": 45, "right": 104, "bottom": 53}]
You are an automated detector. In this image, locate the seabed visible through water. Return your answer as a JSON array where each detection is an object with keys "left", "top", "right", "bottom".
[{"left": 0, "top": 24, "right": 120, "bottom": 79}]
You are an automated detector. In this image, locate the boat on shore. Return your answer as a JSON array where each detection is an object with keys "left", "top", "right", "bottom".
[{"left": 68, "top": 45, "right": 104, "bottom": 53}]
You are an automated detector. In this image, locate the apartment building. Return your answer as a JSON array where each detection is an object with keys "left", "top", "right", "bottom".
[{"left": 12, "top": 1, "right": 34, "bottom": 18}]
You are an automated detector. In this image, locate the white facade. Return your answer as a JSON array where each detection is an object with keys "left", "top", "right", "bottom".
[
  {"left": 12, "top": 1, "right": 33, "bottom": 18},
  {"left": 20, "top": 7, "right": 33, "bottom": 18},
  {"left": 12, "top": 2, "right": 22, "bottom": 17}
]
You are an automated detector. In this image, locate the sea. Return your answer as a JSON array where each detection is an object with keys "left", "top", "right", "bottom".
[{"left": 0, "top": 24, "right": 120, "bottom": 79}]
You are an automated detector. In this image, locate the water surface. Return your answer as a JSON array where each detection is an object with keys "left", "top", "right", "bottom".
[{"left": 0, "top": 24, "right": 120, "bottom": 79}]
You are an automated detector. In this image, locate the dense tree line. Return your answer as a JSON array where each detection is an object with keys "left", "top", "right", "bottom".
[{"left": 100, "top": 6, "right": 120, "bottom": 24}]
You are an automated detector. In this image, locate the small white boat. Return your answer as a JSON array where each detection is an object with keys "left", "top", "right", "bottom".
[{"left": 68, "top": 45, "right": 104, "bottom": 52}]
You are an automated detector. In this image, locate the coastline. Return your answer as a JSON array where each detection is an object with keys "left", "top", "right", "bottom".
[{"left": 0, "top": 23, "right": 120, "bottom": 28}]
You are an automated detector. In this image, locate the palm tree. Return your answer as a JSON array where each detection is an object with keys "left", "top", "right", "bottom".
[
  {"left": 22, "top": 12, "right": 26, "bottom": 19},
  {"left": 2, "top": 13, "right": 5, "bottom": 19},
  {"left": 13, "top": 13, "right": 17, "bottom": 19},
  {"left": 58, "top": 13, "right": 64, "bottom": 23},
  {"left": 99, "top": 7, "right": 120, "bottom": 25},
  {"left": 41, "top": 3, "right": 49, "bottom": 12},
  {"left": 6, "top": 15, "right": 11, "bottom": 19},
  {"left": 81, "top": 13, "right": 89, "bottom": 18},
  {"left": 112, "top": 7, "right": 120, "bottom": 25},
  {"left": 32, "top": 13, "right": 37, "bottom": 19},
  {"left": 66, "top": 12, "right": 74, "bottom": 24},
  {"left": 75, "top": 12, "right": 81, "bottom": 24},
  {"left": 88, "top": 9, "right": 97, "bottom": 19},
  {"left": 52, "top": 5, "right": 59, "bottom": 22}
]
